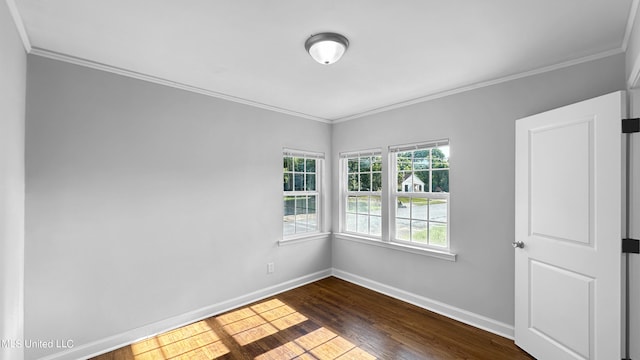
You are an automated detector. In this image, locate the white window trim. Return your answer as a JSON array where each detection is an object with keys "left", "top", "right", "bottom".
[
  {"left": 334, "top": 232, "right": 457, "bottom": 262},
  {"left": 388, "top": 139, "right": 451, "bottom": 251},
  {"left": 388, "top": 138, "right": 449, "bottom": 153},
  {"left": 339, "top": 149, "right": 383, "bottom": 239},
  {"left": 279, "top": 232, "right": 331, "bottom": 246},
  {"left": 334, "top": 142, "right": 455, "bottom": 261},
  {"left": 282, "top": 148, "right": 324, "bottom": 240}
]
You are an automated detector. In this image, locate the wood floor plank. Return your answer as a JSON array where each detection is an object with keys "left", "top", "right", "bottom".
[{"left": 91, "top": 277, "right": 535, "bottom": 360}]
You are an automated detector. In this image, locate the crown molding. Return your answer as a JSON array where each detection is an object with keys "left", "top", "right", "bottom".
[
  {"left": 29, "top": 45, "right": 624, "bottom": 125},
  {"left": 29, "top": 47, "right": 332, "bottom": 124},
  {"left": 333, "top": 48, "right": 625, "bottom": 123},
  {"left": 5, "top": 0, "right": 31, "bottom": 52}
]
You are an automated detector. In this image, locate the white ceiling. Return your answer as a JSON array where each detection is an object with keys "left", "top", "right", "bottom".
[{"left": 10, "top": 0, "right": 638, "bottom": 122}]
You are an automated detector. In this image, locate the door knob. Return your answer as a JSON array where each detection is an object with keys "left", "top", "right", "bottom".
[{"left": 512, "top": 241, "right": 525, "bottom": 249}]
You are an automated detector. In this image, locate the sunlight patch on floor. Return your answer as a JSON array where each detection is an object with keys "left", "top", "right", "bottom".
[
  {"left": 216, "top": 298, "right": 308, "bottom": 346},
  {"left": 254, "top": 327, "right": 376, "bottom": 360},
  {"left": 130, "top": 320, "right": 229, "bottom": 360},
  {"left": 127, "top": 298, "right": 375, "bottom": 359}
]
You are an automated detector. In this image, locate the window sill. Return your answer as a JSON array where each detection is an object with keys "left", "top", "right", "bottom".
[
  {"left": 279, "top": 232, "right": 331, "bottom": 246},
  {"left": 333, "top": 233, "right": 457, "bottom": 262}
]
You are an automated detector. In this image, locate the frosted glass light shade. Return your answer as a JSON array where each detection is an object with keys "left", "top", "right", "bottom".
[{"left": 305, "top": 33, "right": 349, "bottom": 65}]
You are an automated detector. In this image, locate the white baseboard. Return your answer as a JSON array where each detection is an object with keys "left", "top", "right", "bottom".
[
  {"left": 331, "top": 268, "right": 515, "bottom": 340},
  {"left": 38, "top": 269, "right": 332, "bottom": 360}
]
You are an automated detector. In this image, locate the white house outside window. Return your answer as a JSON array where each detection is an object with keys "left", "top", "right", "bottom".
[
  {"left": 283, "top": 149, "right": 323, "bottom": 237},
  {"left": 390, "top": 140, "right": 450, "bottom": 248}
]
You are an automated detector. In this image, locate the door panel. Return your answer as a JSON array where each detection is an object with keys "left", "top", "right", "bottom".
[
  {"left": 529, "top": 260, "right": 593, "bottom": 359},
  {"left": 529, "top": 119, "right": 592, "bottom": 245},
  {"left": 515, "top": 91, "right": 622, "bottom": 360}
]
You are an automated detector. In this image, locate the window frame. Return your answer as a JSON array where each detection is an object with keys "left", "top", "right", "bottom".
[
  {"left": 282, "top": 148, "right": 324, "bottom": 240},
  {"left": 389, "top": 139, "right": 450, "bottom": 250},
  {"left": 340, "top": 149, "right": 383, "bottom": 238}
]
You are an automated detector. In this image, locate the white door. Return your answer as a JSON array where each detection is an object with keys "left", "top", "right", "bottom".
[{"left": 514, "top": 91, "right": 623, "bottom": 359}]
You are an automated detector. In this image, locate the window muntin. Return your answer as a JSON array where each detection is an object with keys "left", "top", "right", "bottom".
[
  {"left": 283, "top": 150, "right": 322, "bottom": 237},
  {"left": 342, "top": 151, "right": 382, "bottom": 237},
  {"left": 391, "top": 141, "right": 449, "bottom": 248}
]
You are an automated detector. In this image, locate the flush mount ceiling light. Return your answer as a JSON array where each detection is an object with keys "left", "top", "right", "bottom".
[{"left": 305, "top": 33, "right": 349, "bottom": 65}]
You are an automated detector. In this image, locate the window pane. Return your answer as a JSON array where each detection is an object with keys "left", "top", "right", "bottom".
[
  {"left": 359, "top": 157, "right": 371, "bottom": 172},
  {"left": 397, "top": 152, "right": 412, "bottom": 170},
  {"left": 397, "top": 197, "right": 410, "bottom": 218},
  {"left": 295, "top": 213, "right": 308, "bottom": 233},
  {"left": 308, "top": 195, "right": 316, "bottom": 214},
  {"left": 398, "top": 172, "right": 409, "bottom": 192},
  {"left": 413, "top": 149, "right": 430, "bottom": 170},
  {"left": 396, "top": 218, "right": 410, "bottom": 241},
  {"left": 357, "top": 214, "right": 369, "bottom": 234},
  {"left": 294, "top": 157, "right": 305, "bottom": 172},
  {"left": 411, "top": 198, "right": 428, "bottom": 220},
  {"left": 432, "top": 146, "right": 449, "bottom": 169},
  {"left": 413, "top": 171, "right": 428, "bottom": 192},
  {"left": 306, "top": 158, "right": 316, "bottom": 172},
  {"left": 306, "top": 174, "right": 316, "bottom": 191},
  {"left": 372, "top": 157, "right": 382, "bottom": 171},
  {"left": 283, "top": 173, "right": 293, "bottom": 191},
  {"left": 357, "top": 196, "right": 369, "bottom": 214},
  {"left": 295, "top": 196, "right": 307, "bottom": 215},
  {"left": 283, "top": 219, "right": 295, "bottom": 236},
  {"left": 348, "top": 174, "right": 358, "bottom": 191},
  {"left": 294, "top": 174, "right": 304, "bottom": 191},
  {"left": 345, "top": 214, "right": 356, "bottom": 232},
  {"left": 370, "top": 216, "right": 381, "bottom": 236},
  {"left": 412, "top": 220, "right": 428, "bottom": 244},
  {"left": 295, "top": 196, "right": 309, "bottom": 233},
  {"left": 359, "top": 173, "right": 371, "bottom": 191},
  {"left": 432, "top": 170, "right": 449, "bottom": 192},
  {"left": 308, "top": 212, "right": 318, "bottom": 230},
  {"left": 308, "top": 196, "right": 317, "bottom": 231},
  {"left": 429, "top": 223, "right": 447, "bottom": 247},
  {"left": 347, "top": 196, "right": 357, "bottom": 213},
  {"left": 284, "top": 196, "right": 295, "bottom": 216},
  {"left": 284, "top": 157, "right": 293, "bottom": 172},
  {"left": 370, "top": 196, "right": 381, "bottom": 216},
  {"left": 372, "top": 172, "right": 382, "bottom": 191},
  {"left": 348, "top": 158, "right": 359, "bottom": 173},
  {"left": 283, "top": 197, "right": 295, "bottom": 235},
  {"left": 429, "top": 199, "right": 447, "bottom": 222}
]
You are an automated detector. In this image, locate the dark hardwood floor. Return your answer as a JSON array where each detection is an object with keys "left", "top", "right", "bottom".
[{"left": 92, "top": 276, "right": 535, "bottom": 360}]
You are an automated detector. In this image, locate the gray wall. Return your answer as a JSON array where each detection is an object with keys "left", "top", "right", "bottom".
[
  {"left": 24, "top": 56, "right": 332, "bottom": 359},
  {"left": 20, "top": 43, "right": 636, "bottom": 359},
  {"left": 0, "top": 1, "right": 26, "bottom": 360},
  {"left": 331, "top": 53, "right": 626, "bottom": 327}
]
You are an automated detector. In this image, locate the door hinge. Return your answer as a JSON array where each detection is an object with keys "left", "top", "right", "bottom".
[
  {"left": 622, "top": 118, "right": 640, "bottom": 133},
  {"left": 622, "top": 238, "right": 640, "bottom": 254}
]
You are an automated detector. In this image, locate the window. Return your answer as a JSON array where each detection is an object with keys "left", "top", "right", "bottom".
[
  {"left": 390, "top": 140, "right": 449, "bottom": 248},
  {"left": 340, "top": 150, "right": 382, "bottom": 237},
  {"left": 283, "top": 149, "right": 323, "bottom": 237}
]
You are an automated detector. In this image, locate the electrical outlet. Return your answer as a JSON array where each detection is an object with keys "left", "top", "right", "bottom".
[{"left": 267, "top": 262, "right": 275, "bottom": 274}]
